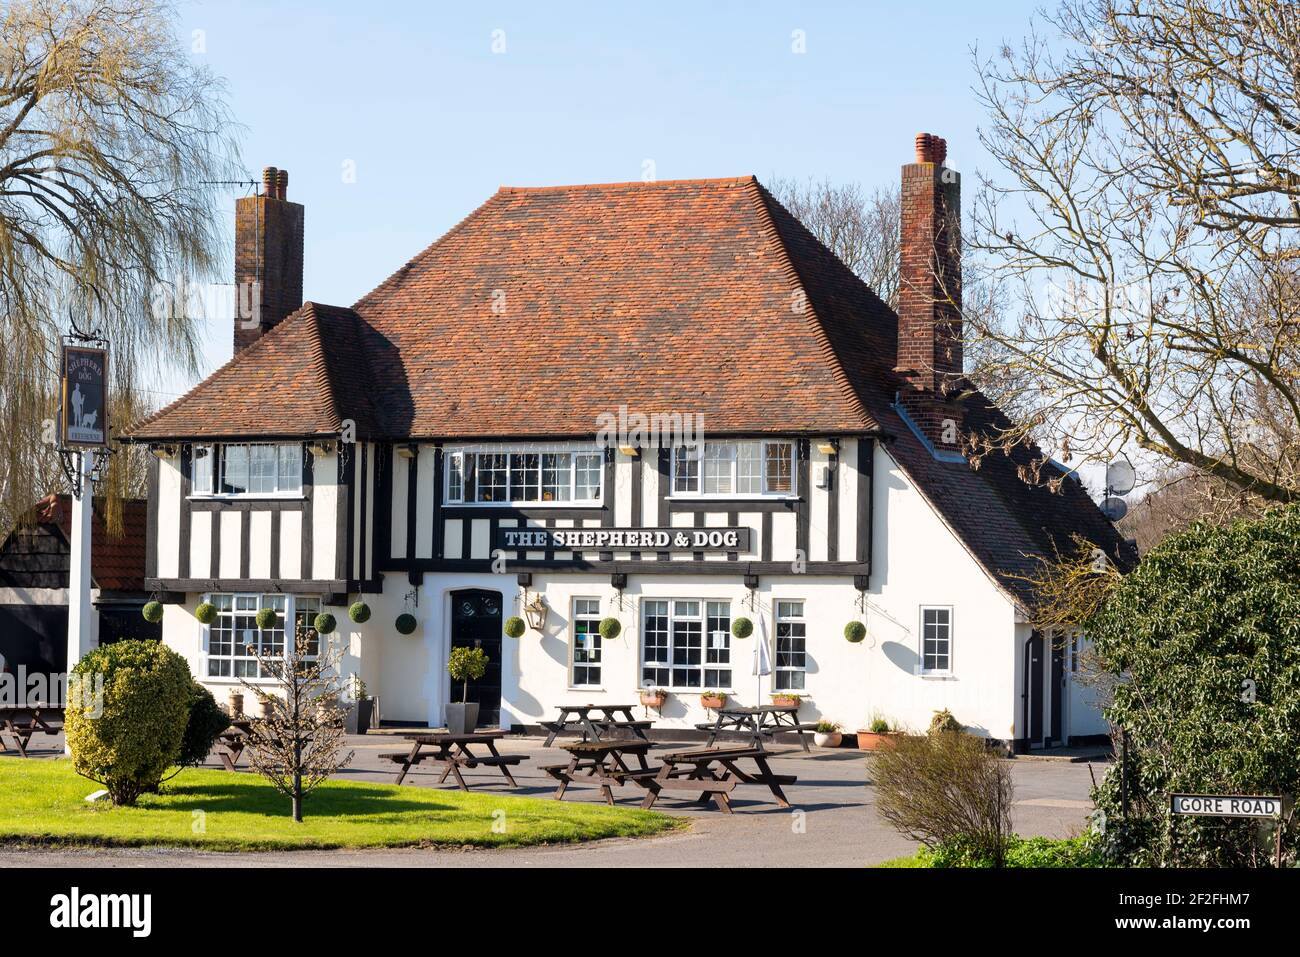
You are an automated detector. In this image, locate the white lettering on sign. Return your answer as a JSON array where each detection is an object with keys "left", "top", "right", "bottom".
[
  {"left": 1170, "top": 794, "right": 1283, "bottom": 819},
  {"left": 494, "top": 527, "right": 749, "bottom": 553}
]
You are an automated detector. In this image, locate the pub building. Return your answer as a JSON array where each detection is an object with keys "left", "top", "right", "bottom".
[{"left": 126, "top": 136, "right": 1132, "bottom": 750}]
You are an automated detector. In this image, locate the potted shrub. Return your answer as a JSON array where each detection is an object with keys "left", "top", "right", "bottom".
[
  {"left": 258, "top": 694, "right": 276, "bottom": 718},
  {"left": 700, "top": 690, "right": 727, "bottom": 710},
  {"left": 844, "top": 620, "right": 867, "bottom": 643},
  {"left": 195, "top": 601, "right": 218, "bottom": 625},
  {"left": 313, "top": 611, "right": 337, "bottom": 635},
  {"left": 395, "top": 613, "right": 417, "bottom": 635},
  {"left": 351, "top": 676, "right": 375, "bottom": 734},
  {"left": 445, "top": 645, "right": 488, "bottom": 734},
  {"left": 639, "top": 687, "right": 667, "bottom": 710},
  {"left": 929, "top": 708, "right": 964, "bottom": 735},
  {"left": 731, "top": 617, "right": 753, "bottom": 639},
  {"left": 598, "top": 617, "right": 622, "bottom": 640},
  {"left": 857, "top": 716, "right": 898, "bottom": 750},
  {"left": 255, "top": 607, "right": 278, "bottom": 630},
  {"left": 770, "top": 691, "right": 803, "bottom": 709},
  {"left": 141, "top": 600, "right": 163, "bottom": 623},
  {"left": 814, "top": 720, "right": 843, "bottom": 748},
  {"left": 348, "top": 601, "right": 371, "bottom": 623},
  {"left": 226, "top": 690, "right": 244, "bottom": 717},
  {"left": 503, "top": 616, "right": 526, "bottom": 638}
]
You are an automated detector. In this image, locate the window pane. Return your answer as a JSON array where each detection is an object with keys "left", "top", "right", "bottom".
[
  {"left": 192, "top": 445, "right": 214, "bottom": 494},
  {"left": 447, "top": 453, "right": 463, "bottom": 502},
  {"left": 510, "top": 453, "right": 540, "bottom": 502},
  {"left": 574, "top": 453, "right": 602, "bottom": 501},
  {"left": 702, "top": 443, "right": 735, "bottom": 494},
  {"left": 249, "top": 445, "right": 277, "bottom": 494},
  {"left": 642, "top": 600, "right": 670, "bottom": 687},
  {"left": 764, "top": 442, "right": 794, "bottom": 494},
  {"left": 541, "top": 453, "right": 571, "bottom": 501},
  {"left": 737, "top": 442, "right": 762, "bottom": 494},
  {"left": 673, "top": 447, "right": 699, "bottom": 493},
  {"left": 278, "top": 444, "right": 301, "bottom": 492},
  {"left": 223, "top": 445, "right": 249, "bottom": 494},
  {"left": 476, "top": 453, "right": 508, "bottom": 502}
]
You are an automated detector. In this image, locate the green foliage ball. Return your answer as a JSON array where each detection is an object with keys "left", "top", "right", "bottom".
[
  {"left": 731, "top": 617, "right": 753, "bottom": 639},
  {"left": 598, "top": 617, "right": 622, "bottom": 640},
  {"left": 395, "top": 613, "right": 417, "bottom": 635},
  {"left": 503, "top": 616, "right": 526, "bottom": 638},
  {"left": 65, "top": 640, "right": 193, "bottom": 805},
  {"left": 447, "top": 645, "right": 489, "bottom": 683},
  {"left": 844, "top": 620, "right": 867, "bottom": 643},
  {"left": 348, "top": 601, "right": 371, "bottom": 624},
  {"left": 194, "top": 602, "right": 217, "bottom": 625},
  {"left": 176, "top": 681, "right": 231, "bottom": 769},
  {"left": 313, "top": 612, "right": 337, "bottom": 635},
  {"left": 141, "top": 601, "right": 163, "bottom": 623},
  {"left": 255, "top": 607, "right": 278, "bottom": 630}
]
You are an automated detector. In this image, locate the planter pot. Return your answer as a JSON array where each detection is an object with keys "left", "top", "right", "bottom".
[
  {"left": 771, "top": 696, "right": 802, "bottom": 709},
  {"left": 639, "top": 692, "right": 667, "bottom": 710},
  {"left": 259, "top": 697, "right": 275, "bottom": 719},
  {"left": 355, "top": 697, "right": 375, "bottom": 735},
  {"left": 857, "top": 731, "right": 898, "bottom": 751},
  {"left": 700, "top": 695, "right": 726, "bottom": 710},
  {"left": 226, "top": 691, "right": 244, "bottom": 718},
  {"left": 813, "top": 731, "right": 843, "bottom": 748},
  {"left": 445, "top": 702, "right": 479, "bottom": 735}
]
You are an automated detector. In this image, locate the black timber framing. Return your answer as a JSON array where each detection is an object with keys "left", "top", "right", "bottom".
[
  {"left": 148, "top": 577, "right": 347, "bottom": 595},
  {"left": 178, "top": 445, "right": 191, "bottom": 577},
  {"left": 405, "top": 446, "right": 419, "bottom": 560},
  {"left": 826, "top": 445, "right": 839, "bottom": 562},
  {"left": 857, "top": 435, "right": 873, "bottom": 574},
  {"left": 795, "top": 438, "right": 810, "bottom": 562},
  {"left": 302, "top": 450, "right": 315, "bottom": 579},
  {"left": 337, "top": 442, "right": 355, "bottom": 582},
  {"left": 145, "top": 455, "right": 159, "bottom": 579},
  {"left": 381, "top": 558, "right": 869, "bottom": 576}
]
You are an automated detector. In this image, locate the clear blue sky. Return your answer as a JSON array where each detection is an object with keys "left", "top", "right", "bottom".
[{"left": 172, "top": 0, "right": 1043, "bottom": 386}]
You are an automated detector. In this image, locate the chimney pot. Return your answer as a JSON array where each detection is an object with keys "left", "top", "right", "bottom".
[
  {"left": 934, "top": 137, "right": 947, "bottom": 166},
  {"left": 276, "top": 168, "right": 288, "bottom": 200},
  {"left": 262, "top": 166, "right": 278, "bottom": 196},
  {"left": 914, "top": 133, "right": 934, "bottom": 164}
]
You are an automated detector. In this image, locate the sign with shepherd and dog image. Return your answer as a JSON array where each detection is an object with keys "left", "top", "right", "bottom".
[{"left": 60, "top": 345, "right": 108, "bottom": 447}]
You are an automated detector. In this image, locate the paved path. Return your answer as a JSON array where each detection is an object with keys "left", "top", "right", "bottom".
[{"left": 0, "top": 733, "right": 1105, "bottom": 868}]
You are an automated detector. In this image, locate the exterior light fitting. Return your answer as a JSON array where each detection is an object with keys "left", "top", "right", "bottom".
[
  {"left": 307, "top": 442, "right": 331, "bottom": 457},
  {"left": 523, "top": 593, "right": 548, "bottom": 631},
  {"left": 816, "top": 439, "right": 840, "bottom": 455},
  {"left": 396, "top": 443, "right": 418, "bottom": 459},
  {"left": 149, "top": 444, "right": 176, "bottom": 459},
  {"left": 618, "top": 445, "right": 640, "bottom": 458}
]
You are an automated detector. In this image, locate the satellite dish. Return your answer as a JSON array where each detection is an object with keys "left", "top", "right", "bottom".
[
  {"left": 1101, "top": 497, "right": 1129, "bottom": 522},
  {"left": 1106, "top": 459, "right": 1136, "bottom": 496}
]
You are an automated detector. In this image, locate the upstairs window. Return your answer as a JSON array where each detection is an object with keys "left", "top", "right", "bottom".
[
  {"left": 190, "top": 443, "right": 302, "bottom": 497},
  {"left": 444, "top": 448, "right": 603, "bottom": 505},
  {"left": 672, "top": 440, "right": 796, "bottom": 497}
]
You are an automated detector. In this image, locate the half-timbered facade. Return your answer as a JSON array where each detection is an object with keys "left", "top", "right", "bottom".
[{"left": 127, "top": 141, "right": 1131, "bottom": 749}]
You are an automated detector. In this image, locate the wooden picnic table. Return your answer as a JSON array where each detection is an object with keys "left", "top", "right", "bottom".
[
  {"left": 214, "top": 720, "right": 253, "bottom": 771},
  {"left": 0, "top": 704, "right": 64, "bottom": 757},
  {"left": 541, "top": 703, "right": 651, "bottom": 746},
  {"left": 380, "top": 730, "right": 526, "bottom": 790},
  {"left": 540, "top": 739, "right": 655, "bottom": 805},
  {"left": 639, "top": 746, "right": 797, "bottom": 814},
  {"left": 695, "top": 705, "right": 817, "bottom": 752}
]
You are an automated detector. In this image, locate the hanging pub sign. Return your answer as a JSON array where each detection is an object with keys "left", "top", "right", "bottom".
[
  {"left": 494, "top": 526, "right": 752, "bottom": 553},
  {"left": 60, "top": 344, "right": 109, "bottom": 447}
]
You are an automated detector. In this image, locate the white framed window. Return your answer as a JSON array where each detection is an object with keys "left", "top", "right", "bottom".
[
  {"left": 443, "top": 447, "right": 603, "bottom": 506},
  {"left": 921, "top": 606, "right": 952, "bottom": 674},
  {"left": 204, "top": 593, "right": 321, "bottom": 679},
  {"left": 774, "top": 600, "right": 806, "bottom": 691},
  {"left": 672, "top": 440, "right": 796, "bottom": 498},
  {"left": 640, "top": 599, "right": 732, "bottom": 690},
  {"left": 571, "top": 597, "right": 603, "bottom": 687},
  {"left": 189, "top": 443, "right": 303, "bottom": 497}
]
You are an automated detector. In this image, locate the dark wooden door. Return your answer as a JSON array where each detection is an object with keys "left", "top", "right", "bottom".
[
  {"left": 1049, "top": 634, "right": 1065, "bottom": 745},
  {"left": 1024, "top": 631, "right": 1044, "bottom": 747},
  {"left": 449, "top": 589, "right": 502, "bottom": 728}
]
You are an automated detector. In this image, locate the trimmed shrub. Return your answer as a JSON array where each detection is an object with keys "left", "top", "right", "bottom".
[
  {"left": 348, "top": 601, "right": 371, "bottom": 624},
  {"left": 194, "top": 601, "right": 217, "bottom": 625},
  {"left": 395, "top": 613, "right": 417, "bottom": 635},
  {"left": 598, "top": 617, "right": 622, "bottom": 640},
  {"left": 503, "top": 616, "right": 526, "bottom": 638},
  {"left": 255, "top": 607, "right": 278, "bottom": 630},
  {"left": 928, "top": 709, "right": 963, "bottom": 735},
  {"left": 175, "top": 681, "right": 231, "bottom": 770},
  {"left": 313, "top": 612, "right": 337, "bottom": 635},
  {"left": 924, "top": 834, "right": 1106, "bottom": 869},
  {"left": 141, "top": 600, "right": 163, "bottom": 623},
  {"left": 731, "top": 617, "right": 753, "bottom": 639},
  {"left": 65, "top": 640, "right": 193, "bottom": 805},
  {"left": 844, "top": 620, "right": 867, "bottom": 643}
]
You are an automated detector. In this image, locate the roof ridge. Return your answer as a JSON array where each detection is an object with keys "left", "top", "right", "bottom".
[
  {"left": 498, "top": 176, "right": 757, "bottom": 194},
  {"left": 745, "top": 179, "right": 874, "bottom": 430}
]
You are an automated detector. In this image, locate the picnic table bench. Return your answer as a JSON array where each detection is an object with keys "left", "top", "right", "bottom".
[
  {"left": 214, "top": 720, "right": 253, "bottom": 771},
  {"left": 695, "top": 705, "right": 818, "bottom": 752},
  {"left": 541, "top": 704, "right": 650, "bottom": 746},
  {"left": 0, "top": 704, "right": 64, "bottom": 757},
  {"left": 540, "top": 739, "right": 654, "bottom": 805},
  {"left": 380, "top": 731, "right": 526, "bottom": 790},
  {"left": 639, "top": 746, "right": 797, "bottom": 814}
]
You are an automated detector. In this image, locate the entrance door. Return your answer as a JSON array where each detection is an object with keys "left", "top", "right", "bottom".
[
  {"left": 1023, "top": 631, "right": 1044, "bottom": 748},
  {"left": 449, "top": 589, "right": 503, "bottom": 728}
]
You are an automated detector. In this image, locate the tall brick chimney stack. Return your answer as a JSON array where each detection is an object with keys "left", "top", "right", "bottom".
[
  {"left": 233, "top": 166, "right": 304, "bottom": 352},
  {"left": 896, "top": 133, "right": 963, "bottom": 450}
]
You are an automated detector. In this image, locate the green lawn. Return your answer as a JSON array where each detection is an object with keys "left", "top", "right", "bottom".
[{"left": 0, "top": 757, "right": 679, "bottom": 851}]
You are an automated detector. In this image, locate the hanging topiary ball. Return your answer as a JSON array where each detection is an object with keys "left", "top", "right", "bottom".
[
  {"left": 348, "top": 601, "right": 371, "bottom": 624},
  {"left": 503, "top": 616, "right": 526, "bottom": 639},
  {"left": 731, "top": 616, "right": 753, "bottom": 639},
  {"left": 142, "top": 600, "right": 163, "bottom": 623},
  {"left": 599, "top": 617, "right": 622, "bottom": 640},
  {"left": 255, "top": 607, "right": 278, "bottom": 630},
  {"left": 395, "top": 613, "right": 417, "bottom": 635},
  {"left": 844, "top": 620, "right": 867, "bottom": 644},
  {"left": 195, "top": 601, "right": 217, "bottom": 625},
  {"left": 313, "top": 612, "right": 337, "bottom": 635}
]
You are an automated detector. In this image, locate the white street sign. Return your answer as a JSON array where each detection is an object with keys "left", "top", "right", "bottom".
[{"left": 1169, "top": 793, "right": 1284, "bottom": 819}]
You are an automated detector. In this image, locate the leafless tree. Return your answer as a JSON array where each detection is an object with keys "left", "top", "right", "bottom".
[
  {"left": 240, "top": 624, "right": 354, "bottom": 822},
  {"left": 966, "top": 0, "right": 1300, "bottom": 505}
]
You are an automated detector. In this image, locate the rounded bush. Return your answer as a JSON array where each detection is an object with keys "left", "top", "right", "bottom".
[
  {"left": 194, "top": 602, "right": 217, "bottom": 625},
  {"left": 395, "top": 613, "right": 418, "bottom": 635},
  {"left": 348, "top": 601, "right": 371, "bottom": 624},
  {"left": 731, "top": 617, "right": 753, "bottom": 639},
  {"left": 844, "top": 620, "right": 867, "bottom": 643},
  {"left": 503, "top": 616, "right": 526, "bottom": 638},
  {"left": 598, "top": 617, "right": 622, "bottom": 640},
  {"left": 65, "top": 640, "right": 193, "bottom": 805},
  {"left": 176, "top": 681, "right": 231, "bottom": 769},
  {"left": 255, "top": 607, "right": 278, "bottom": 630},
  {"left": 313, "top": 612, "right": 337, "bottom": 635},
  {"left": 141, "top": 601, "right": 163, "bottom": 623}
]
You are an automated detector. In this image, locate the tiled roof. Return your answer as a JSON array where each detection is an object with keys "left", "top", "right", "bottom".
[{"left": 32, "top": 495, "right": 150, "bottom": 592}]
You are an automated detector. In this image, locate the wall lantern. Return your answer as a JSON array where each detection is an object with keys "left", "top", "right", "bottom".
[
  {"left": 816, "top": 439, "right": 840, "bottom": 456},
  {"left": 523, "top": 593, "right": 548, "bottom": 631},
  {"left": 396, "top": 443, "right": 418, "bottom": 459},
  {"left": 617, "top": 444, "right": 640, "bottom": 458},
  {"left": 307, "top": 442, "right": 331, "bottom": 457},
  {"left": 149, "top": 444, "right": 176, "bottom": 459}
]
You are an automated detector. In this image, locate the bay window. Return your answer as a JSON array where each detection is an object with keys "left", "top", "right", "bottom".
[
  {"left": 444, "top": 447, "right": 603, "bottom": 505},
  {"left": 673, "top": 440, "right": 796, "bottom": 497},
  {"left": 190, "top": 443, "right": 303, "bottom": 497},
  {"left": 204, "top": 593, "right": 321, "bottom": 678}
]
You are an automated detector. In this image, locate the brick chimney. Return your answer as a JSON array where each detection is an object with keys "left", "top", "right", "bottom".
[
  {"left": 896, "top": 133, "right": 963, "bottom": 451},
  {"left": 233, "top": 166, "right": 304, "bottom": 352}
]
